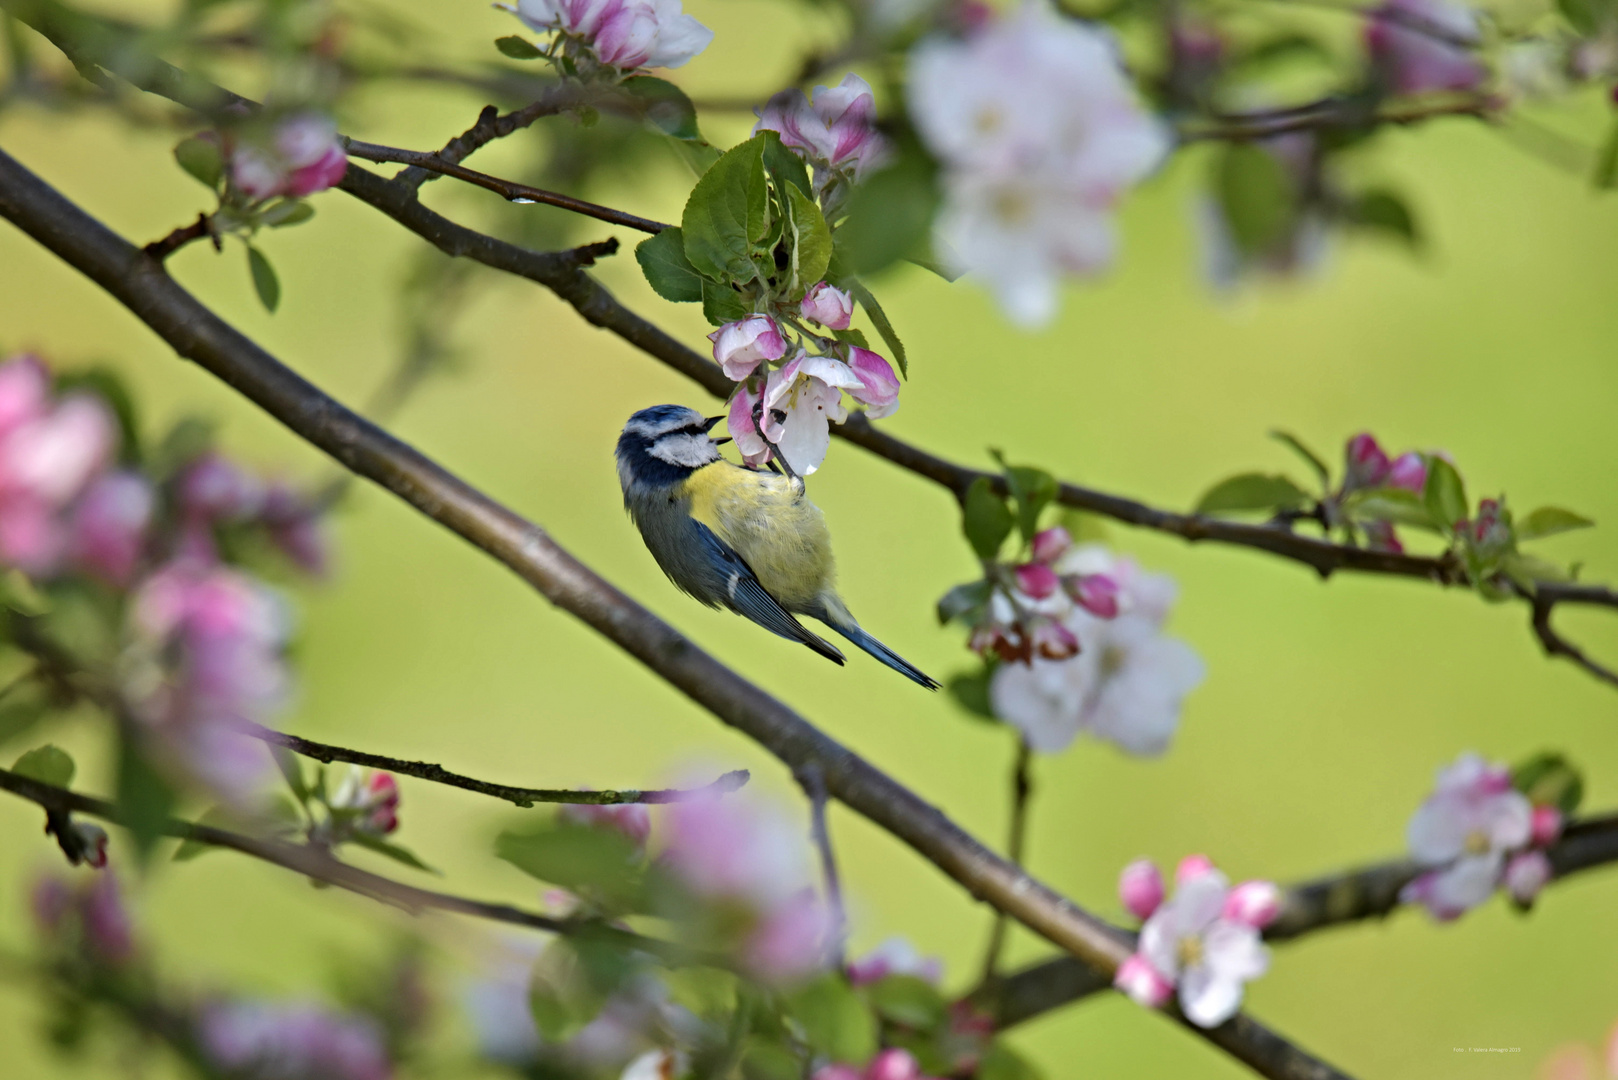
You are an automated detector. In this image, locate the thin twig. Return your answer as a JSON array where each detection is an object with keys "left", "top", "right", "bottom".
[
  {"left": 249, "top": 722, "right": 750, "bottom": 807},
  {"left": 796, "top": 762, "right": 847, "bottom": 969},
  {"left": 1531, "top": 585, "right": 1618, "bottom": 689},
  {"left": 142, "top": 211, "right": 216, "bottom": 261},
  {"left": 0, "top": 142, "right": 1356, "bottom": 1080},
  {"left": 990, "top": 810, "right": 1618, "bottom": 1028},
  {"left": 1179, "top": 93, "right": 1497, "bottom": 142},
  {"left": 0, "top": 766, "right": 703, "bottom": 965},
  {"left": 978, "top": 738, "right": 1032, "bottom": 988}
]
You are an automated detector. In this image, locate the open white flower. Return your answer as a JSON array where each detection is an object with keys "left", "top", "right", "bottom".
[
  {"left": 1399, "top": 753, "right": 1532, "bottom": 919},
  {"left": 1130, "top": 865, "right": 1270, "bottom": 1028}
]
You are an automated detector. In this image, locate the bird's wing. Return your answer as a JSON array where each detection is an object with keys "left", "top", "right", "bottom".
[{"left": 693, "top": 522, "right": 845, "bottom": 664}]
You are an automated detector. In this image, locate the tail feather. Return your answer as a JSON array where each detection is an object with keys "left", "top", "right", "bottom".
[{"left": 823, "top": 620, "right": 940, "bottom": 690}]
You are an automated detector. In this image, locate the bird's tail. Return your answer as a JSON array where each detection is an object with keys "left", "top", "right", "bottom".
[{"left": 814, "top": 595, "right": 940, "bottom": 690}]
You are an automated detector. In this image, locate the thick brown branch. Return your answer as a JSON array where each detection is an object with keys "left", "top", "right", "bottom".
[
  {"left": 992, "top": 811, "right": 1618, "bottom": 1029},
  {"left": 248, "top": 722, "right": 748, "bottom": 807},
  {"left": 0, "top": 146, "right": 1354, "bottom": 1080},
  {"left": 346, "top": 138, "right": 672, "bottom": 233},
  {"left": 0, "top": 766, "right": 695, "bottom": 963}
]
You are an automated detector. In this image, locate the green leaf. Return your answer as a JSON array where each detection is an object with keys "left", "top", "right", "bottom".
[
  {"left": 786, "top": 975, "right": 878, "bottom": 1064},
  {"left": 495, "top": 34, "right": 544, "bottom": 59},
  {"left": 1216, "top": 143, "right": 1296, "bottom": 255},
  {"left": 172, "top": 805, "right": 234, "bottom": 861},
  {"left": 831, "top": 328, "right": 870, "bottom": 349},
  {"left": 1345, "top": 487, "right": 1440, "bottom": 532},
  {"left": 761, "top": 131, "right": 811, "bottom": 199},
  {"left": 1512, "top": 751, "right": 1583, "bottom": 814},
  {"left": 1517, "top": 506, "right": 1595, "bottom": 541},
  {"left": 1194, "top": 473, "right": 1311, "bottom": 516},
  {"left": 1268, "top": 429, "right": 1330, "bottom": 488},
  {"left": 621, "top": 76, "right": 701, "bottom": 141},
  {"left": 0, "top": 683, "right": 51, "bottom": 748},
  {"left": 936, "top": 580, "right": 992, "bottom": 625},
  {"left": 1590, "top": 119, "right": 1617, "bottom": 190},
  {"left": 701, "top": 278, "right": 752, "bottom": 326},
  {"left": 55, "top": 367, "right": 141, "bottom": 465},
  {"left": 173, "top": 134, "right": 223, "bottom": 189},
  {"left": 845, "top": 279, "right": 907, "bottom": 378},
  {"left": 1560, "top": 0, "right": 1613, "bottom": 36},
  {"left": 945, "top": 667, "right": 997, "bottom": 721},
  {"left": 992, "top": 454, "right": 1057, "bottom": 544},
  {"left": 836, "top": 145, "right": 941, "bottom": 277},
  {"left": 270, "top": 745, "right": 309, "bottom": 804},
  {"left": 681, "top": 135, "right": 769, "bottom": 284},
  {"left": 1422, "top": 457, "right": 1468, "bottom": 531},
  {"left": 260, "top": 199, "right": 315, "bottom": 228},
  {"left": 0, "top": 567, "right": 52, "bottom": 616},
  {"left": 1344, "top": 190, "right": 1421, "bottom": 249},
  {"left": 13, "top": 744, "right": 74, "bottom": 788},
  {"left": 495, "top": 824, "right": 646, "bottom": 910},
  {"left": 635, "top": 227, "right": 706, "bottom": 303},
  {"left": 979, "top": 1041, "right": 1043, "bottom": 1080},
  {"left": 784, "top": 184, "right": 832, "bottom": 300},
  {"left": 247, "top": 246, "right": 280, "bottom": 312},
  {"left": 962, "top": 478, "right": 1014, "bottom": 561},
  {"left": 350, "top": 832, "right": 438, "bottom": 874},
  {"left": 116, "top": 731, "right": 177, "bottom": 866},
  {"left": 864, "top": 975, "right": 947, "bottom": 1029},
  {"left": 1500, "top": 551, "right": 1574, "bottom": 589}
]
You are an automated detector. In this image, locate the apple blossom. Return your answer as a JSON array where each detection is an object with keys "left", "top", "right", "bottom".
[
  {"left": 1504, "top": 850, "right": 1552, "bottom": 905},
  {"left": 621, "top": 1048, "right": 690, "bottom": 1080},
  {"left": 908, "top": 2, "right": 1170, "bottom": 326},
  {"left": 1030, "top": 525, "right": 1072, "bottom": 565},
  {"left": 1119, "top": 858, "right": 1165, "bottom": 920},
  {"left": 744, "top": 889, "right": 834, "bottom": 984},
  {"left": 180, "top": 452, "right": 265, "bottom": 522},
  {"left": 726, "top": 383, "right": 772, "bottom": 468},
  {"left": 1366, "top": 0, "right": 1485, "bottom": 97},
  {"left": 33, "top": 870, "right": 135, "bottom": 965},
  {"left": 68, "top": 470, "right": 154, "bottom": 586},
  {"left": 990, "top": 547, "right": 1204, "bottom": 755},
  {"left": 846, "top": 935, "right": 945, "bottom": 986},
  {"left": 800, "top": 282, "right": 854, "bottom": 329},
  {"left": 199, "top": 1000, "right": 392, "bottom": 1080},
  {"left": 708, "top": 315, "right": 787, "bottom": 381},
  {"left": 1014, "top": 561, "right": 1060, "bottom": 600},
  {"left": 1387, "top": 451, "right": 1428, "bottom": 492},
  {"left": 1176, "top": 853, "right": 1216, "bottom": 884},
  {"left": 761, "top": 353, "right": 854, "bottom": 475},
  {"left": 330, "top": 768, "right": 402, "bottom": 835},
  {"left": 1065, "top": 572, "right": 1120, "bottom": 618},
  {"left": 1530, "top": 804, "right": 1564, "bottom": 847},
  {"left": 1399, "top": 752, "right": 1532, "bottom": 920},
  {"left": 865, "top": 1048, "right": 924, "bottom": 1080},
  {"left": 231, "top": 114, "right": 349, "bottom": 201},
  {"left": 1117, "top": 860, "right": 1272, "bottom": 1027},
  {"left": 559, "top": 800, "right": 654, "bottom": 848},
  {"left": 754, "top": 74, "right": 890, "bottom": 192},
  {"left": 503, "top": 0, "right": 713, "bottom": 72},
  {"left": 1344, "top": 432, "right": 1392, "bottom": 490},
  {"left": 261, "top": 481, "right": 331, "bottom": 576},
  {"left": 1223, "top": 880, "right": 1283, "bottom": 929},
  {"left": 844, "top": 348, "right": 901, "bottom": 419}
]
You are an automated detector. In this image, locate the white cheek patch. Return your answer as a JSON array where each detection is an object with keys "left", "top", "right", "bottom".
[{"left": 649, "top": 434, "right": 720, "bottom": 468}]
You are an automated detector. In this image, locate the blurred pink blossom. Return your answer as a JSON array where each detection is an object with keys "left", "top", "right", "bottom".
[
  {"left": 1399, "top": 752, "right": 1532, "bottom": 920},
  {"left": 559, "top": 801, "right": 653, "bottom": 848},
  {"left": 505, "top": 0, "right": 713, "bottom": 71},
  {"left": 231, "top": 114, "right": 348, "bottom": 200},
  {"left": 330, "top": 768, "right": 401, "bottom": 835},
  {"left": 846, "top": 935, "right": 944, "bottom": 986},
  {"left": 199, "top": 1000, "right": 392, "bottom": 1080},
  {"left": 68, "top": 470, "right": 154, "bottom": 585},
  {"left": 755, "top": 74, "right": 890, "bottom": 191},
  {"left": 1366, "top": 0, "right": 1485, "bottom": 96}
]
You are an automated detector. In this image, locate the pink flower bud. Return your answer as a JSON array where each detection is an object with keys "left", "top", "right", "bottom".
[
  {"left": 1223, "top": 880, "right": 1282, "bottom": 929},
  {"left": 365, "top": 773, "right": 400, "bottom": 834},
  {"left": 1343, "top": 432, "right": 1390, "bottom": 490},
  {"left": 1067, "top": 573, "right": 1120, "bottom": 618},
  {"left": 1361, "top": 520, "right": 1404, "bottom": 554},
  {"left": 1387, "top": 452, "right": 1427, "bottom": 493},
  {"left": 0, "top": 394, "right": 116, "bottom": 505},
  {"left": 75, "top": 822, "right": 110, "bottom": 868},
  {"left": 1113, "top": 953, "right": 1173, "bottom": 1009},
  {"left": 1030, "top": 526, "right": 1072, "bottom": 565},
  {"left": 1118, "top": 859, "right": 1164, "bottom": 921},
  {"left": 559, "top": 801, "right": 653, "bottom": 848},
  {"left": 800, "top": 282, "right": 853, "bottom": 330},
  {"left": 1031, "top": 619, "right": 1079, "bottom": 660},
  {"left": 1503, "top": 850, "right": 1552, "bottom": 904},
  {"left": 260, "top": 483, "right": 329, "bottom": 577},
  {"left": 0, "top": 355, "right": 49, "bottom": 440},
  {"left": 812, "top": 1068, "right": 862, "bottom": 1080},
  {"left": 1014, "top": 562, "right": 1060, "bottom": 600},
  {"left": 708, "top": 316, "right": 787, "bottom": 381},
  {"left": 1530, "top": 805, "right": 1564, "bottom": 847},
  {"left": 1176, "top": 853, "right": 1216, "bottom": 885},
  {"left": 754, "top": 74, "right": 890, "bottom": 184},
  {"left": 845, "top": 347, "right": 900, "bottom": 419},
  {"left": 865, "top": 1049, "right": 921, "bottom": 1080}
]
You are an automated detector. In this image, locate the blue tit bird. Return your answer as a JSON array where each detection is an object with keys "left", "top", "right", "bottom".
[{"left": 616, "top": 404, "right": 939, "bottom": 689}]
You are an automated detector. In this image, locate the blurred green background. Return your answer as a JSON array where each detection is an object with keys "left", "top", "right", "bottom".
[{"left": 4, "top": 0, "right": 1618, "bottom": 1077}]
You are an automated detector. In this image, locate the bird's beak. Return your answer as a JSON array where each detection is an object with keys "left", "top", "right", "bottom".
[
  {"left": 702, "top": 414, "right": 725, "bottom": 432},
  {"left": 712, "top": 437, "right": 733, "bottom": 446}
]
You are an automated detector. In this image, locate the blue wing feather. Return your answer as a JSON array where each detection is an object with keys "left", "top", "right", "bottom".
[{"left": 692, "top": 523, "right": 845, "bottom": 665}]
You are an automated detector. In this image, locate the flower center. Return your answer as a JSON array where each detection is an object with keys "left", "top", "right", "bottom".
[
  {"left": 974, "top": 107, "right": 1003, "bottom": 136},
  {"left": 992, "top": 189, "right": 1032, "bottom": 225},
  {"left": 1463, "top": 829, "right": 1491, "bottom": 856},
  {"left": 1177, "top": 935, "right": 1204, "bottom": 968},
  {"left": 1099, "top": 643, "right": 1128, "bottom": 679}
]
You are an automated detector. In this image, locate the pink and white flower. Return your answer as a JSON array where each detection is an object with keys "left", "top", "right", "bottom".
[
  {"left": 330, "top": 768, "right": 401, "bottom": 835},
  {"left": 1366, "top": 0, "right": 1485, "bottom": 96},
  {"left": 67, "top": 470, "right": 155, "bottom": 586},
  {"left": 1116, "top": 859, "right": 1272, "bottom": 1028},
  {"left": 1503, "top": 850, "right": 1552, "bottom": 905},
  {"left": 989, "top": 546, "right": 1204, "bottom": 755},
  {"left": 1387, "top": 451, "right": 1428, "bottom": 492},
  {"left": 199, "top": 1000, "right": 392, "bottom": 1080},
  {"left": 708, "top": 316, "right": 787, "bottom": 381},
  {"left": 505, "top": 0, "right": 713, "bottom": 71},
  {"left": 559, "top": 801, "right": 653, "bottom": 849},
  {"left": 1119, "top": 858, "right": 1165, "bottom": 920},
  {"left": 908, "top": 3, "right": 1170, "bottom": 326},
  {"left": 846, "top": 936, "right": 944, "bottom": 986},
  {"left": 231, "top": 114, "right": 348, "bottom": 201},
  {"left": 1399, "top": 752, "right": 1532, "bottom": 920},
  {"left": 754, "top": 74, "right": 890, "bottom": 191},
  {"left": 800, "top": 282, "right": 854, "bottom": 330},
  {"left": 726, "top": 384, "right": 772, "bottom": 469}
]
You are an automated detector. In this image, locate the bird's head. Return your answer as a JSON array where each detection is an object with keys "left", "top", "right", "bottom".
[{"left": 616, "top": 405, "right": 727, "bottom": 493}]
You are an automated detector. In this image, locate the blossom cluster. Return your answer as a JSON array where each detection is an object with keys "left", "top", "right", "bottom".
[
  {"left": 984, "top": 535, "right": 1205, "bottom": 757},
  {"left": 1400, "top": 752, "right": 1565, "bottom": 919},
  {"left": 227, "top": 114, "right": 350, "bottom": 202},
  {"left": 1, "top": 354, "right": 328, "bottom": 807},
  {"left": 756, "top": 73, "right": 892, "bottom": 203},
  {"left": 1339, "top": 431, "right": 1430, "bottom": 552},
  {"left": 500, "top": 0, "right": 713, "bottom": 76},
  {"left": 1113, "top": 856, "right": 1278, "bottom": 1028},
  {"left": 908, "top": 1, "right": 1170, "bottom": 327}
]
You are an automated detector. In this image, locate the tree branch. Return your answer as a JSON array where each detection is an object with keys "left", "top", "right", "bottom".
[
  {"left": 1179, "top": 93, "right": 1497, "bottom": 142},
  {"left": 1530, "top": 583, "right": 1618, "bottom": 690},
  {"left": 0, "top": 146, "right": 1354, "bottom": 1080},
  {"left": 991, "top": 811, "right": 1618, "bottom": 1029},
  {"left": 248, "top": 722, "right": 749, "bottom": 808},
  {"left": 0, "top": 765, "right": 697, "bottom": 965}
]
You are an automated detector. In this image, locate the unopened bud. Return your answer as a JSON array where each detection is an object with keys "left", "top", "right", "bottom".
[{"left": 1118, "top": 859, "right": 1164, "bottom": 921}]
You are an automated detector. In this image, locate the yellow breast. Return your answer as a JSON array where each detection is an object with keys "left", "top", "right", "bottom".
[{"left": 681, "top": 463, "right": 835, "bottom": 610}]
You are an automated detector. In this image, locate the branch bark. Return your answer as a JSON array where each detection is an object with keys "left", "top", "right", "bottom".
[{"left": 0, "top": 145, "right": 1355, "bottom": 1080}]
